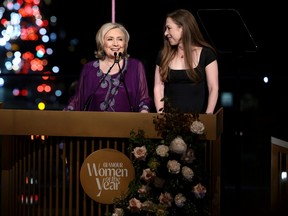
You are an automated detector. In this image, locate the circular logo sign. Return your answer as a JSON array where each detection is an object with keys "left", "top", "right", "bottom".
[{"left": 80, "top": 148, "right": 135, "bottom": 204}]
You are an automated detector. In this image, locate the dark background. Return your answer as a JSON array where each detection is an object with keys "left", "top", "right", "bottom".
[
  {"left": 52, "top": 2, "right": 287, "bottom": 215},
  {"left": 2, "top": 0, "right": 288, "bottom": 215},
  {"left": 51, "top": 0, "right": 287, "bottom": 121}
]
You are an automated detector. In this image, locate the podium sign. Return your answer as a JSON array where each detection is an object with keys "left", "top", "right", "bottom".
[{"left": 80, "top": 149, "right": 135, "bottom": 204}]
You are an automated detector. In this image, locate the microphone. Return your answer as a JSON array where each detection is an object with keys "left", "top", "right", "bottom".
[
  {"left": 116, "top": 54, "right": 134, "bottom": 112},
  {"left": 83, "top": 53, "right": 118, "bottom": 111},
  {"left": 118, "top": 52, "right": 122, "bottom": 60},
  {"left": 115, "top": 52, "right": 122, "bottom": 63},
  {"left": 114, "top": 52, "right": 118, "bottom": 63}
]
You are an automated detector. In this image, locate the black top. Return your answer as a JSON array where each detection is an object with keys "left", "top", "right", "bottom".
[{"left": 157, "top": 47, "right": 217, "bottom": 113}]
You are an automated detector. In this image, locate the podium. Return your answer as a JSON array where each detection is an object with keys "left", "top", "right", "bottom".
[{"left": 0, "top": 108, "right": 223, "bottom": 216}]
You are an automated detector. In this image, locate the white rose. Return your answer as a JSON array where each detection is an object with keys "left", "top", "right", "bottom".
[
  {"left": 156, "top": 144, "right": 169, "bottom": 157},
  {"left": 181, "top": 166, "right": 194, "bottom": 181},
  {"left": 169, "top": 136, "right": 187, "bottom": 154},
  {"left": 190, "top": 120, "right": 205, "bottom": 134},
  {"left": 112, "top": 208, "right": 124, "bottom": 216},
  {"left": 167, "top": 160, "right": 181, "bottom": 174}
]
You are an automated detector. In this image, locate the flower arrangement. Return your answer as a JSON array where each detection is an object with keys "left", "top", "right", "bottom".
[{"left": 111, "top": 104, "right": 210, "bottom": 216}]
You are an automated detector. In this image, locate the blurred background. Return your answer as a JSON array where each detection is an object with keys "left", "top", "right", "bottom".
[{"left": 0, "top": 0, "right": 287, "bottom": 215}]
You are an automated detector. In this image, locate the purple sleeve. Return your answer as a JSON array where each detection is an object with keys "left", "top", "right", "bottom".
[
  {"left": 63, "top": 71, "right": 84, "bottom": 111},
  {"left": 136, "top": 60, "right": 151, "bottom": 111},
  {"left": 63, "top": 62, "right": 98, "bottom": 111},
  {"left": 123, "top": 58, "right": 152, "bottom": 112}
]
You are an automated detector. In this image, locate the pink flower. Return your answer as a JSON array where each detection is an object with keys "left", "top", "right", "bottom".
[
  {"left": 192, "top": 183, "right": 207, "bottom": 199},
  {"left": 159, "top": 192, "right": 173, "bottom": 207},
  {"left": 140, "top": 168, "right": 156, "bottom": 182},
  {"left": 132, "top": 145, "right": 147, "bottom": 161},
  {"left": 127, "top": 198, "right": 142, "bottom": 213}
]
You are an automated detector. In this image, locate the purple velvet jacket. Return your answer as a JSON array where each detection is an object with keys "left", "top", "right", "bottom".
[{"left": 64, "top": 57, "right": 151, "bottom": 112}]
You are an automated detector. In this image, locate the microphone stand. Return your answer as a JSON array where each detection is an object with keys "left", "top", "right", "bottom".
[
  {"left": 83, "top": 52, "right": 118, "bottom": 111},
  {"left": 117, "top": 54, "right": 134, "bottom": 112}
]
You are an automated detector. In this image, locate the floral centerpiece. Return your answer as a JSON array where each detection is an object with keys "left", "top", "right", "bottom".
[{"left": 111, "top": 103, "right": 210, "bottom": 216}]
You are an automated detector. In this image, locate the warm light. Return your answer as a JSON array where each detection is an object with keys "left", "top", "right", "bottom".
[
  {"left": 30, "top": 135, "right": 47, "bottom": 140},
  {"left": 21, "top": 89, "right": 28, "bottom": 96},
  {"left": 42, "top": 75, "right": 49, "bottom": 80},
  {"left": 38, "top": 102, "right": 45, "bottom": 110},
  {"left": 37, "top": 85, "right": 44, "bottom": 92},
  {"left": 31, "top": 58, "right": 44, "bottom": 71},
  {"left": 44, "top": 85, "right": 51, "bottom": 92}
]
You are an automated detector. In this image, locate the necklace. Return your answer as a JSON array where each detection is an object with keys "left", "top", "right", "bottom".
[{"left": 178, "top": 47, "right": 184, "bottom": 58}]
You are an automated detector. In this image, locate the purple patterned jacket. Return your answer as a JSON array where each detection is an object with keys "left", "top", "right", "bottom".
[{"left": 64, "top": 57, "right": 151, "bottom": 112}]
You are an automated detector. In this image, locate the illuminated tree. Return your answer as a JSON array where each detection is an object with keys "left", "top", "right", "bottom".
[{"left": 0, "top": 0, "right": 60, "bottom": 109}]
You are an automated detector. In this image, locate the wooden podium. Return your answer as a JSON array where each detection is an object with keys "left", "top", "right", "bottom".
[{"left": 0, "top": 108, "right": 223, "bottom": 216}]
